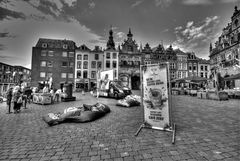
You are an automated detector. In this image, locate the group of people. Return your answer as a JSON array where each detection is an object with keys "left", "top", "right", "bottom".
[{"left": 6, "top": 85, "right": 32, "bottom": 114}]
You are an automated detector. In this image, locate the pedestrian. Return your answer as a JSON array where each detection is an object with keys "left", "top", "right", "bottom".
[
  {"left": 43, "top": 85, "right": 49, "bottom": 93},
  {"left": 12, "top": 86, "right": 22, "bottom": 114},
  {"left": 23, "top": 86, "right": 32, "bottom": 109},
  {"left": 6, "top": 87, "right": 13, "bottom": 114},
  {"left": 54, "top": 88, "right": 62, "bottom": 102},
  {"left": 50, "top": 88, "right": 54, "bottom": 104}
]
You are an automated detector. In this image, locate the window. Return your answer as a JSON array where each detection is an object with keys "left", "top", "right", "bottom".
[
  {"left": 63, "top": 44, "right": 68, "bottom": 49},
  {"left": 183, "top": 71, "right": 186, "bottom": 78},
  {"left": 69, "top": 62, "right": 74, "bottom": 68},
  {"left": 48, "top": 51, "right": 54, "bottom": 56},
  {"left": 106, "top": 53, "right": 110, "bottom": 59},
  {"left": 205, "top": 73, "right": 208, "bottom": 78},
  {"left": 97, "top": 62, "right": 102, "bottom": 69},
  {"left": 40, "top": 72, "right": 46, "bottom": 78},
  {"left": 68, "top": 73, "right": 73, "bottom": 78},
  {"left": 77, "top": 71, "right": 81, "bottom": 78},
  {"left": 83, "top": 55, "right": 88, "bottom": 60},
  {"left": 41, "top": 50, "right": 47, "bottom": 56},
  {"left": 106, "top": 60, "right": 110, "bottom": 68},
  {"left": 69, "top": 52, "right": 74, "bottom": 57},
  {"left": 178, "top": 72, "right": 182, "bottom": 78},
  {"left": 128, "top": 61, "right": 133, "bottom": 66},
  {"left": 193, "top": 64, "right": 196, "bottom": 71},
  {"left": 47, "top": 61, "right": 53, "bottom": 67},
  {"left": 40, "top": 61, "right": 46, "bottom": 67},
  {"left": 91, "top": 71, "right": 96, "bottom": 79},
  {"left": 62, "top": 62, "right": 68, "bottom": 67},
  {"left": 62, "top": 52, "right": 67, "bottom": 57},
  {"left": 205, "top": 66, "right": 208, "bottom": 71},
  {"left": 200, "top": 65, "right": 203, "bottom": 71},
  {"left": 189, "top": 64, "right": 192, "bottom": 70},
  {"left": 95, "top": 54, "right": 99, "bottom": 60},
  {"left": 61, "top": 73, "right": 67, "bottom": 78},
  {"left": 113, "top": 53, "right": 117, "bottom": 59},
  {"left": 113, "top": 61, "right": 117, "bottom": 68},
  {"left": 200, "top": 72, "right": 204, "bottom": 77},
  {"left": 83, "top": 61, "right": 88, "bottom": 69},
  {"left": 77, "top": 54, "right": 82, "bottom": 60},
  {"left": 171, "top": 72, "right": 175, "bottom": 79},
  {"left": 77, "top": 61, "right": 81, "bottom": 69},
  {"left": 42, "top": 43, "right": 47, "bottom": 48},
  {"left": 114, "top": 70, "right": 117, "bottom": 78},
  {"left": 83, "top": 71, "right": 88, "bottom": 78},
  {"left": 91, "top": 61, "right": 96, "bottom": 68},
  {"left": 47, "top": 73, "right": 52, "bottom": 78}
]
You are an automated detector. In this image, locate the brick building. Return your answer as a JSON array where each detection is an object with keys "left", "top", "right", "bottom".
[
  {"left": 0, "top": 62, "right": 31, "bottom": 94},
  {"left": 31, "top": 38, "right": 76, "bottom": 90}
]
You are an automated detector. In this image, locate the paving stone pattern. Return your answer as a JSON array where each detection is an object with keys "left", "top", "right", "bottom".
[{"left": 0, "top": 91, "right": 239, "bottom": 161}]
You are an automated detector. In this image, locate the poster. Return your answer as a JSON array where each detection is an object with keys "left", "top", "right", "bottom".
[
  {"left": 97, "top": 70, "right": 114, "bottom": 96},
  {"left": 142, "top": 64, "right": 170, "bottom": 129}
]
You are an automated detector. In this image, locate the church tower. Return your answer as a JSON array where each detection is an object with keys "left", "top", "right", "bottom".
[{"left": 106, "top": 27, "right": 115, "bottom": 50}]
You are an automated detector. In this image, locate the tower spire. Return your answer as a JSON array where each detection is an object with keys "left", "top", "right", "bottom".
[{"left": 106, "top": 26, "right": 115, "bottom": 50}]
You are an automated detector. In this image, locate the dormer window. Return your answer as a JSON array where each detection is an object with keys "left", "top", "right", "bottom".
[
  {"left": 63, "top": 44, "right": 68, "bottom": 49},
  {"left": 42, "top": 43, "right": 47, "bottom": 48}
]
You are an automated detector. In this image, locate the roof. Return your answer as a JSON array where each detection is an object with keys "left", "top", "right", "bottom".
[
  {"left": 224, "top": 73, "right": 240, "bottom": 80},
  {"left": 35, "top": 38, "right": 76, "bottom": 49}
]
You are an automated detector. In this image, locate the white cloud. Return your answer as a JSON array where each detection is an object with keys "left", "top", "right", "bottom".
[
  {"left": 116, "top": 32, "right": 125, "bottom": 38},
  {"left": 182, "top": 0, "right": 212, "bottom": 5},
  {"left": 131, "top": 0, "right": 145, "bottom": 8},
  {"left": 186, "top": 21, "right": 194, "bottom": 28},
  {"left": 89, "top": 2, "right": 96, "bottom": 9},
  {"left": 154, "top": 0, "right": 172, "bottom": 7},
  {"left": 173, "top": 16, "right": 221, "bottom": 58},
  {"left": 62, "top": 0, "right": 77, "bottom": 7}
]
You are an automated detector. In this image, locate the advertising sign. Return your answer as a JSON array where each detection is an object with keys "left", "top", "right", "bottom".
[
  {"left": 142, "top": 64, "right": 170, "bottom": 128},
  {"left": 97, "top": 70, "right": 114, "bottom": 96}
]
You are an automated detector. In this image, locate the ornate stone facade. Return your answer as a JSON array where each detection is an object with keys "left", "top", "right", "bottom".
[{"left": 209, "top": 6, "right": 240, "bottom": 78}]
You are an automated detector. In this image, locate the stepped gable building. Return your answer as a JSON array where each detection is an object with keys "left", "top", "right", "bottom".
[
  {"left": 187, "top": 52, "right": 199, "bottom": 77},
  {"left": 209, "top": 6, "right": 240, "bottom": 79},
  {"left": 103, "top": 28, "right": 119, "bottom": 80},
  {"left": 142, "top": 43, "right": 152, "bottom": 65},
  {"left": 119, "top": 28, "right": 142, "bottom": 89},
  {"left": 31, "top": 38, "right": 76, "bottom": 89},
  {"left": 175, "top": 48, "right": 188, "bottom": 79}
]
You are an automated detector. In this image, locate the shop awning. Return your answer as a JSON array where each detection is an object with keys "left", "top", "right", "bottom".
[{"left": 224, "top": 73, "right": 240, "bottom": 80}]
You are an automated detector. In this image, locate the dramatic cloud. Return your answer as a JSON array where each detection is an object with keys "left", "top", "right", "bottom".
[
  {"left": 173, "top": 16, "right": 221, "bottom": 57},
  {"left": 182, "top": 0, "right": 212, "bottom": 5},
  {"left": 88, "top": 2, "right": 96, "bottom": 9},
  {"left": 0, "top": 44, "right": 6, "bottom": 50},
  {"left": 131, "top": 0, "right": 145, "bottom": 8},
  {"left": 154, "top": 0, "right": 172, "bottom": 7}
]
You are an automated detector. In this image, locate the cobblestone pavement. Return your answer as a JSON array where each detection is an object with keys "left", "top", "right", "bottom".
[{"left": 0, "top": 91, "right": 239, "bottom": 161}]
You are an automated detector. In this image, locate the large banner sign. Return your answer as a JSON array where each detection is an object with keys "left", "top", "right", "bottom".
[{"left": 142, "top": 64, "right": 170, "bottom": 128}]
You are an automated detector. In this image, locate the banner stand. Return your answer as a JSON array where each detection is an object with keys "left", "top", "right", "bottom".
[{"left": 135, "top": 63, "right": 176, "bottom": 144}]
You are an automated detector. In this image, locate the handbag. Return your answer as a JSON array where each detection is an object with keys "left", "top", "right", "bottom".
[{"left": 17, "top": 97, "right": 23, "bottom": 104}]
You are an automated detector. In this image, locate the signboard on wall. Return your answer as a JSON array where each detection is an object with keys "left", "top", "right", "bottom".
[{"left": 142, "top": 64, "right": 170, "bottom": 129}]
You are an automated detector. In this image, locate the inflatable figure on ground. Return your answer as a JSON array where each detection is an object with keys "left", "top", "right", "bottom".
[
  {"left": 116, "top": 95, "right": 141, "bottom": 107},
  {"left": 43, "top": 103, "right": 110, "bottom": 126}
]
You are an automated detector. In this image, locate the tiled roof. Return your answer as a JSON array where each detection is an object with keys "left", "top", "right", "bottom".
[{"left": 35, "top": 38, "right": 76, "bottom": 49}]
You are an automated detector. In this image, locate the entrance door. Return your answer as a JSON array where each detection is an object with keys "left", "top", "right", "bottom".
[{"left": 131, "top": 76, "right": 140, "bottom": 90}]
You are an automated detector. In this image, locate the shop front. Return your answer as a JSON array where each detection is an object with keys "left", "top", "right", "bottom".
[{"left": 75, "top": 78, "right": 90, "bottom": 92}]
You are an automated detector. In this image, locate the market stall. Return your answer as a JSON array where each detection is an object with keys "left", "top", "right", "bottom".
[{"left": 33, "top": 93, "right": 52, "bottom": 105}]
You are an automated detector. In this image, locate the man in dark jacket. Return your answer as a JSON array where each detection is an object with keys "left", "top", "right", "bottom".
[{"left": 6, "top": 87, "right": 13, "bottom": 114}]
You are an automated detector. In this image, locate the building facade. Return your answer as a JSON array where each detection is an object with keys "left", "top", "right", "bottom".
[
  {"left": 103, "top": 28, "right": 119, "bottom": 80},
  {"left": 119, "top": 29, "right": 141, "bottom": 89},
  {"left": 198, "top": 59, "right": 210, "bottom": 78},
  {"left": 0, "top": 62, "right": 31, "bottom": 94},
  {"left": 31, "top": 38, "right": 76, "bottom": 90},
  {"left": 187, "top": 52, "right": 199, "bottom": 77},
  {"left": 175, "top": 49, "right": 188, "bottom": 79},
  {"left": 209, "top": 6, "right": 240, "bottom": 79}
]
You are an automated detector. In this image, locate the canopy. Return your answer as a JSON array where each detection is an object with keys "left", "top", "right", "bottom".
[
  {"left": 171, "top": 76, "right": 209, "bottom": 83},
  {"left": 224, "top": 73, "right": 240, "bottom": 80}
]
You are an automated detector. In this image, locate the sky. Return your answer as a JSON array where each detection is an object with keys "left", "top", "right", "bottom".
[{"left": 0, "top": 0, "right": 239, "bottom": 69}]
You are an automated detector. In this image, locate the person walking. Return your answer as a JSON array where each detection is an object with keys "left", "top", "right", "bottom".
[
  {"left": 54, "top": 89, "right": 62, "bottom": 102},
  {"left": 12, "top": 86, "right": 22, "bottom": 114},
  {"left": 6, "top": 87, "right": 13, "bottom": 114}
]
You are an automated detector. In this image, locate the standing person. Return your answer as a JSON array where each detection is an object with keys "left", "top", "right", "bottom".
[
  {"left": 23, "top": 86, "right": 32, "bottom": 109},
  {"left": 6, "top": 87, "right": 13, "bottom": 114},
  {"left": 50, "top": 88, "right": 54, "bottom": 104},
  {"left": 54, "top": 88, "right": 62, "bottom": 102},
  {"left": 12, "top": 86, "right": 22, "bottom": 114}
]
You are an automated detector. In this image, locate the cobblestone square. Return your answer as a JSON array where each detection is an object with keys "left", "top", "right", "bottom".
[{"left": 0, "top": 91, "right": 239, "bottom": 161}]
